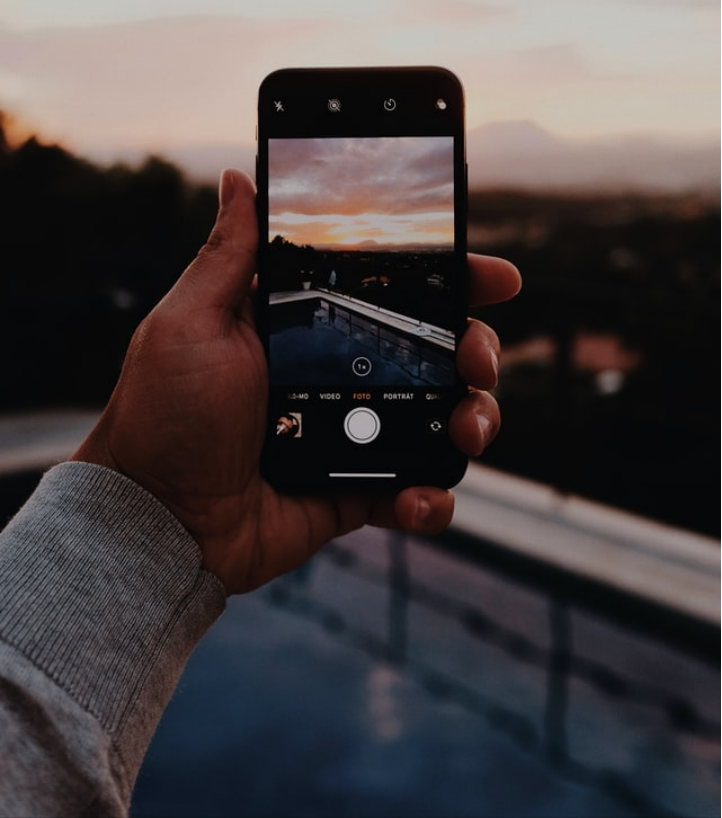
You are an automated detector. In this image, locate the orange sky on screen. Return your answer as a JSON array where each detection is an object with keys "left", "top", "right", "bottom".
[{"left": 267, "top": 136, "right": 455, "bottom": 248}]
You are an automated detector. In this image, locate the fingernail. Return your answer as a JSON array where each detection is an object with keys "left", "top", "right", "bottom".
[
  {"left": 219, "top": 169, "right": 235, "bottom": 208},
  {"left": 488, "top": 347, "right": 499, "bottom": 386},
  {"left": 416, "top": 496, "right": 431, "bottom": 525},
  {"left": 477, "top": 412, "right": 493, "bottom": 453}
]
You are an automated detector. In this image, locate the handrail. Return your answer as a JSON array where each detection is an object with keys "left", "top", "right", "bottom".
[{"left": 449, "top": 462, "right": 719, "bottom": 628}]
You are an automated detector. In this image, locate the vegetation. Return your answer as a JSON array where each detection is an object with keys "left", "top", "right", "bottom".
[
  {"left": 0, "top": 116, "right": 217, "bottom": 406},
  {"left": 470, "top": 189, "right": 720, "bottom": 537}
]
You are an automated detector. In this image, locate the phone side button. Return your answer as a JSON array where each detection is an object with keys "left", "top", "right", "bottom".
[{"left": 343, "top": 407, "right": 381, "bottom": 444}]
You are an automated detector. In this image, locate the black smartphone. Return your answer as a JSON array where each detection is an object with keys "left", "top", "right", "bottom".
[{"left": 256, "top": 66, "right": 468, "bottom": 492}]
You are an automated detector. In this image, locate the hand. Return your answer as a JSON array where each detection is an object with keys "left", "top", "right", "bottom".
[{"left": 73, "top": 169, "right": 521, "bottom": 594}]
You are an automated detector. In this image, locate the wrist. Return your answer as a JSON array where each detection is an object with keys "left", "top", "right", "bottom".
[{"left": 72, "top": 424, "right": 122, "bottom": 474}]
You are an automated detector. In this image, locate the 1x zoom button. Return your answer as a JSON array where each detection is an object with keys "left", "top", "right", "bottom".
[
  {"left": 352, "top": 356, "right": 372, "bottom": 377},
  {"left": 344, "top": 408, "right": 381, "bottom": 444}
]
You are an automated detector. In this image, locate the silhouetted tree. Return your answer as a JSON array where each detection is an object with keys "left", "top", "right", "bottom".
[{"left": 0, "top": 115, "right": 217, "bottom": 407}]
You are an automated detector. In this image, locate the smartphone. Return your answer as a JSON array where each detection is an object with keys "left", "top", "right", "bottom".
[{"left": 256, "top": 66, "right": 468, "bottom": 492}]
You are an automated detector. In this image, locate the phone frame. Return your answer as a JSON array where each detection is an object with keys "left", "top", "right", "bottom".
[{"left": 256, "top": 66, "right": 468, "bottom": 491}]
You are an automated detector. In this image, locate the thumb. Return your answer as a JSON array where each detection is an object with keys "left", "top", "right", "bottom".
[{"left": 171, "top": 168, "right": 259, "bottom": 311}]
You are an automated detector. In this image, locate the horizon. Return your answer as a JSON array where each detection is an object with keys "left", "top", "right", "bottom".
[
  {"left": 2, "top": 112, "right": 719, "bottom": 197},
  {"left": 0, "top": 1, "right": 718, "bottom": 193},
  {"left": 269, "top": 234, "right": 455, "bottom": 253}
]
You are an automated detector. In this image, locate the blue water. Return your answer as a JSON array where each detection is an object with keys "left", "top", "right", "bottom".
[
  {"left": 131, "top": 528, "right": 720, "bottom": 818},
  {"left": 269, "top": 298, "right": 454, "bottom": 387}
]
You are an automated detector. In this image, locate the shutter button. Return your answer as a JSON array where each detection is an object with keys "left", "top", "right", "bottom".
[{"left": 344, "top": 408, "right": 381, "bottom": 444}]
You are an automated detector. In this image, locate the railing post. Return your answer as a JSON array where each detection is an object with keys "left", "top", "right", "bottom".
[
  {"left": 386, "top": 531, "right": 410, "bottom": 664},
  {"left": 544, "top": 599, "right": 571, "bottom": 767}
]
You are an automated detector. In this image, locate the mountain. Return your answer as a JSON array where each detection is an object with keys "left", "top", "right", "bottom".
[
  {"left": 466, "top": 121, "right": 720, "bottom": 193},
  {"left": 86, "top": 120, "right": 719, "bottom": 194}
]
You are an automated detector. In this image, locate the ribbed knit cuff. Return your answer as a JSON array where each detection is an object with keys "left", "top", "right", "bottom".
[{"left": 0, "top": 462, "right": 226, "bottom": 778}]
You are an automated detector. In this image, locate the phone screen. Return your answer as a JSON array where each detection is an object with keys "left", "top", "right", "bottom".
[{"left": 257, "top": 68, "right": 468, "bottom": 490}]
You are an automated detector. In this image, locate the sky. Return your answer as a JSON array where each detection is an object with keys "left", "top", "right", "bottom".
[
  {"left": 0, "top": 0, "right": 719, "bottom": 187},
  {"left": 269, "top": 137, "right": 454, "bottom": 249}
]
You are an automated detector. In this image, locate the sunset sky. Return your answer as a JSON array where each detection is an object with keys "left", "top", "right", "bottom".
[
  {"left": 0, "top": 0, "right": 718, "bottom": 187},
  {"left": 269, "top": 137, "right": 454, "bottom": 249}
]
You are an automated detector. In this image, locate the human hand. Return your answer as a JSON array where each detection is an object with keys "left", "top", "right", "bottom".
[{"left": 73, "top": 169, "right": 520, "bottom": 594}]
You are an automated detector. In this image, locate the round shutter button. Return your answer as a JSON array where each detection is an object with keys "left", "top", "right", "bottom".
[{"left": 344, "top": 408, "right": 381, "bottom": 444}]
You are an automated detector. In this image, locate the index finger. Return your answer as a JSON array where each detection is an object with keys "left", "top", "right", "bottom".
[{"left": 468, "top": 253, "right": 522, "bottom": 307}]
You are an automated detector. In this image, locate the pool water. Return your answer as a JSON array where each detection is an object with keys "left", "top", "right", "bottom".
[
  {"left": 131, "top": 527, "right": 720, "bottom": 818},
  {"left": 269, "top": 298, "right": 454, "bottom": 387}
]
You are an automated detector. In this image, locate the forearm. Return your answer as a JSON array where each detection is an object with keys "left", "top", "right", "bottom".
[{"left": 0, "top": 463, "right": 226, "bottom": 817}]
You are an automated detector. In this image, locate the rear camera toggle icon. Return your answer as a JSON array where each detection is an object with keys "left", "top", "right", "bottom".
[{"left": 426, "top": 419, "right": 446, "bottom": 434}]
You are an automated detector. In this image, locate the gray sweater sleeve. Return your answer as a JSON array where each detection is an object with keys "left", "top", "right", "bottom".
[{"left": 0, "top": 462, "right": 227, "bottom": 817}]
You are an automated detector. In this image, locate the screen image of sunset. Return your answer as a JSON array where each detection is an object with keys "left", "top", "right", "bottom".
[{"left": 268, "top": 137, "right": 454, "bottom": 250}]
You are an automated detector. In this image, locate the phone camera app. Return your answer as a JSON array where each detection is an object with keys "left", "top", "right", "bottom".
[{"left": 266, "top": 136, "right": 457, "bottom": 390}]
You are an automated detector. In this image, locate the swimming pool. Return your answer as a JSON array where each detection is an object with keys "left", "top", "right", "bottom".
[{"left": 269, "top": 297, "right": 455, "bottom": 387}]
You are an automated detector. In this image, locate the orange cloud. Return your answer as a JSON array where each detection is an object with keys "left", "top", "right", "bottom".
[{"left": 267, "top": 136, "right": 454, "bottom": 248}]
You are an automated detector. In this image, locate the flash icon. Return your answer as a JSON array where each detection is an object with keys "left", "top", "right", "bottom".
[{"left": 274, "top": 100, "right": 284, "bottom": 112}]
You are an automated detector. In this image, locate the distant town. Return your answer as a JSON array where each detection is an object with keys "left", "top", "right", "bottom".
[{"left": 265, "top": 235, "right": 457, "bottom": 330}]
